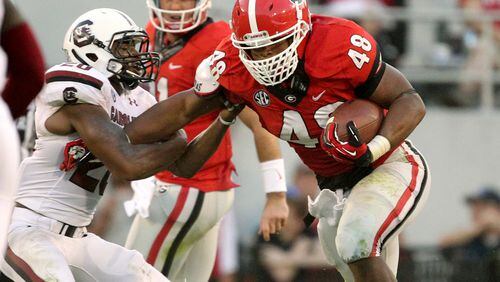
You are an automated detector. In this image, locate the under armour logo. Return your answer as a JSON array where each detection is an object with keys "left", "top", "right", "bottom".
[{"left": 129, "top": 98, "right": 138, "bottom": 106}]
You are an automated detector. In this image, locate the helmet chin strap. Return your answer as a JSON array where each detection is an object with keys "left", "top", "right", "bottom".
[
  {"left": 109, "top": 75, "right": 139, "bottom": 94},
  {"left": 121, "top": 77, "right": 139, "bottom": 90},
  {"left": 107, "top": 60, "right": 140, "bottom": 90}
]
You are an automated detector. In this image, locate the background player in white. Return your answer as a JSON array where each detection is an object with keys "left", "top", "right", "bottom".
[
  {"left": 0, "top": 8, "right": 241, "bottom": 282},
  {"left": 0, "top": 0, "right": 45, "bottom": 259},
  {"left": 124, "top": 1, "right": 288, "bottom": 281}
]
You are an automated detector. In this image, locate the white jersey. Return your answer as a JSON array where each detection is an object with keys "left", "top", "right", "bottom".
[{"left": 16, "top": 63, "right": 156, "bottom": 226}]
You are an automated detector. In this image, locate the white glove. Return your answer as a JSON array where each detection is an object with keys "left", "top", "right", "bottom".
[
  {"left": 124, "top": 176, "right": 156, "bottom": 218},
  {"left": 308, "top": 189, "right": 346, "bottom": 227}
]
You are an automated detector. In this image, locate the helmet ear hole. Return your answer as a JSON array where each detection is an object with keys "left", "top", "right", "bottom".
[{"left": 86, "top": 53, "right": 98, "bottom": 62}]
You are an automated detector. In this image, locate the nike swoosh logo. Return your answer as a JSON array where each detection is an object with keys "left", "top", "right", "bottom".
[
  {"left": 312, "top": 90, "right": 326, "bottom": 101},
  {"left": 168, "top": 63, "right": 182, "bottom": 70},
  {"left": 336, "top": 147, "right": 357, "bottom": 157}
]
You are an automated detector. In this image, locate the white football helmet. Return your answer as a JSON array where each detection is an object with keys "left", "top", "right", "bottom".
[
  {"left": 146, "top": 0, "right": 211, "bottom": 33},
  {"left": 63, "top": 8, "right": 159, "bottom": 89}
]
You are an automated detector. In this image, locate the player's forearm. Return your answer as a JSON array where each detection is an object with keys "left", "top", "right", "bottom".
[
  {"left": 113, "top": 134, "right": 187, "bottom": 180},
  {"left": 168, "top": 117, "right": 230, "bottom": 178},
  {"left": 69, "top": 105, "right": 187, "bottom": 180},
  {"left": 255, "top": 131, "right": 287, "bottom": 195},
  {"left": 125, "top": 90, "right": 222, "bottom": 144},
  {"left": 378, "top": 92, "right": 425, "bottom": 148},
  {"left": 239, "top": 107, "right": 282, "bottom": 162},
  {"left": 125, "top": 94, "right": 193, "bottom": 144},
  {"left": 253, "top": 130, "right": 282, "bottom": 162}
]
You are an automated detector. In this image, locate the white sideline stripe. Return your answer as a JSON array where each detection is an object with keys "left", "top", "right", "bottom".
[{"left": 248, "top": 0, "right": 259, "bottom": 33}]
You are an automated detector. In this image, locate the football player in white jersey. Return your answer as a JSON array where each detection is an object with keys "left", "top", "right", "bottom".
[{"left": 0, "top": 8, "right": 241, "bottom": 282}]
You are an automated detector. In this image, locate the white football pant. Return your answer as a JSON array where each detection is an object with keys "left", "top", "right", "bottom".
[
  {"left": 312, "top": 141, "right": 431, "bottom": 280},
  {"left": 126, "top": 182, "right": 234, "bottom": 282},
  {"left": 1, "top": 207, "right": 168, "bottom": 281}
]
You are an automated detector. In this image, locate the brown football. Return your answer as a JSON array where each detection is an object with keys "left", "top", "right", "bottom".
[{"left": 331, "top": 99, "right": 384, "bottom": 143}]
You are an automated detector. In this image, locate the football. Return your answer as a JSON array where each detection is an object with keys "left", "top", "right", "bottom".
[{"left": 331, "top": 99, "right": 384, "bottom": 143}]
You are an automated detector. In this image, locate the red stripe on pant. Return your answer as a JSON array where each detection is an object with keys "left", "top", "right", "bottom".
[
  {"left": 211, "top": 245, "right": 221, "bottom": 279},
  {"left": 370, "top": 153, "right": 419, "bottom": 256},
  {"left": 5, "top": 246, "right": 44, "bottom": 282},
  {"left": 147, "top": 186, "right": 189, "bottom": 264}
]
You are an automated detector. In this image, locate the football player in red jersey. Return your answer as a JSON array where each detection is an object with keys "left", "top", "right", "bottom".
[
  {"left": 123, "top": 1, "right": 289, "bottom": 281},
  {"left": 125, "top": 0, "right": 431, "bottom": 281}
]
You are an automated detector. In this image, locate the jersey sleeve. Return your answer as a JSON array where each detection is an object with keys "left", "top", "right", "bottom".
[
  {"left": 40, "top": 63, "right": 107, "bottom": 109},
  {"left": 194, "top": 36, "right": 234, "bottom": 97},
  {"left": 35, "top": 63, "right": 109, "bottom": 137},
  {"left": 308, "top": 19, "right": 386, "bottom": 99},
  {"left": 193, "top": 53, "right": 244, "bottom": 105},
  {"left": 344, "top": 25, "right": 385, "bottom": 98},
  {"left": 338, "top": 22, "right": 386, "bottom": 98},
  {"left": 223, "top": 90, "right": 245, "bottom": 105},
  {"left": 193, "top": 37, "right": 247, "bottom": 107}
]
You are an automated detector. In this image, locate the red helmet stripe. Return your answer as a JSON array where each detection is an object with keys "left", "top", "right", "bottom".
[{"left": 248, "top": 0, "right": 259, "bottom": 33}]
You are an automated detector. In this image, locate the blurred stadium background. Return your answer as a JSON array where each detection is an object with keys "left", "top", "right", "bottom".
[{"left": 12, "top": 0, "right": 500, "bottom": 281}]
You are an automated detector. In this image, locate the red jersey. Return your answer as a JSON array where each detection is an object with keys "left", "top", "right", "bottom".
[
  {"left": 147, "top": 19, "right": 237, "bottom": 192},
  {"left": 201, "top": 16, "right": 387, "bottom": 177}
]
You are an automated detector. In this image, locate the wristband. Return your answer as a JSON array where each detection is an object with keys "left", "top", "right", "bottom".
[
  {"left": 218, "top": 115, "right": 235, "bottom": 126},
  {"left": 367, "top": 135, "right": 391, "bottom": 162},
  {"left": 260, "top": 159, "right": 287, "bottom": 193}
]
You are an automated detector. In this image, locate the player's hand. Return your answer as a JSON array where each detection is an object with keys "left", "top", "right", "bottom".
[
  {"left": 320, "top": 117, "right": 372, "bottom": 167},
  {"left": 219, "top": 94, "right": 244, "bottom": 112},
  {"left": 219, "top": 103, "right": 245, "bottom": 124},
  {"left": 259, "top": 192, "right": 289, "bottom": 241}
]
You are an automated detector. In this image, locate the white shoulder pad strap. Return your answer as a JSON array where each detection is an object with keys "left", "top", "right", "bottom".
[{"left": 194, "top": 57, "right": 220, "bottom": 97}]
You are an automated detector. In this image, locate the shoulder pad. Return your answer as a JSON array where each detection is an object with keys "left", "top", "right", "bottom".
[
  {"left": 45, "top": 63, "right": 106, "bottom": 90},
  {"left": 306, "top": 19, "right": 381, "bottom": 83},
  {"left": 41, "top": 63, "right": 108, "bottom": 108},
  {"left": 190, "top": 21, "right": 230, "bottom": 49},
  {"left": 194, "top": 57, "right": 221, "bottom": 98}
]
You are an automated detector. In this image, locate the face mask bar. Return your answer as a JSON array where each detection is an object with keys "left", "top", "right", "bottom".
[
  {"left": 146, "top": 0, "right": 211, "bottom": 33},
  {"left": 231, "top": 20, "right": 310, "bottom": 86},
  {"left": 106, "top": 30, "right": 160, "bottom": 88}
]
